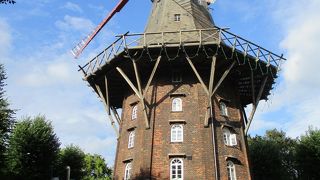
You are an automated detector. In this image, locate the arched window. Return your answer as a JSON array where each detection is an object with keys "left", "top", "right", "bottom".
[
  {"left": 223, "top": 127, "right": 237, "bottom": 146},
  {"left": 220, "top": 101, "right": 228, "bottom": 116},
  {"left": 124, "top": 162, "right": 132, "bottom": 180},
  {"left": 172, "top": 98, "right": 182, "bottom": 112},
  {"left": 171, "top": 125, "right": 183, "bottom": 142},
  {"left": 170, "top": 158, "right": 183, "bottom": 180},
  {"left": 128, "top": 131, "right": 135, "bottom": 148},
  {"left": 131, "top": 105, "right": 137, "bottom": 120},
  {"left": 227, "top": 161, "right": 237, "bottom": 180}
]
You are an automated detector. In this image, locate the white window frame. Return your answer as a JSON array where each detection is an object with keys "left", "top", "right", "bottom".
[
  {"left": 172, "top": 98, "right": 182, "bottom": 112},
  {"left": 223, "top": 127, "right": 237, "bottom": 146},
  {"left": 174, "top": 14, "right": 181, "bottom": 22},
  {"left": 171, "top": 124, "right": 183, "bottom": 142},
  {"left": 128, "top": 131, "right": 135, "bottom": 148},
  {"left": 131, "top": 105, "right": 137, "bottom": 120},
  {"left": 124, "top": 162, "right": 132, "bottom": 180},
  {"left": 227, "top": 161, "right": 237, "bottom": 180},
  {"left": 220, "top": 101, "right": 228, "bottom": 116},
  {"left": 170, "top": 158, "right": 183, "bottom": 180}
]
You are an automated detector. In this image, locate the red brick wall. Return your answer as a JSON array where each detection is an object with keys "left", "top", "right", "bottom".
[{"left": 113, "top": 69, "right": 251, "bottom": 180}]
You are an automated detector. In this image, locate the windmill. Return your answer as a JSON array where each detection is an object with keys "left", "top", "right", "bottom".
[{"left": 76, "top": 0, "right": 285, "bottom": 179}]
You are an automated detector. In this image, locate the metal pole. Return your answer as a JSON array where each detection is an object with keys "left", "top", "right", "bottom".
[{"left": 66, "top": 166, "right": 70, "bottom": 180}]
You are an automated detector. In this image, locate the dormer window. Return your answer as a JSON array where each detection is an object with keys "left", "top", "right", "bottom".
[
  {"left": 174, "top": 14, "right": 181, "bottom": 22},
  {"left": 220, "top": 101, "right": 228, "bottom": 117},
  {"left": 223, "top": 127, "right": 237, "bottom": 146}
]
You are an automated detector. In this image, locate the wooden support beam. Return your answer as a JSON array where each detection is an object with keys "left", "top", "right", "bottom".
[
  {"left": 204, "top": 56, "right": 217, "bottom": 127},
  {"left": 245, "top": 76, "right": 268, "bottom": 135},
  {"left": 95, "top": 83, "right": 119, "bottom": 137},
  {"left": 111, "top": 106, "right": 121, "bottom": 125},
  {"left": 105, "top": 76, "right": 111, "bottom": 115},
  {"left": 116, "top": 67, "right": 143, "bottom": 99},
  {"left": 107, "top": 114, "right": 119, "bottom": 137},
  {"left": 241, "top": 105, "right": 248, "bottom": 125},
  {"left": 132, "top": 60, "right": 150, "bottom": 129},
  {"left": 143, "top": 56, "right": 161, "bottom": 97},
  {"left": 208, "top": 56, "right": 217, "bottom": 95},
  {"left": 186, "top": 57, "right": 210, "bottom": 96},
  {"left": 250, "top": 71, "right": 256, "bottom": 106},
  {"left": 211, "top": 61, "right": 236, "bottom": 98}
]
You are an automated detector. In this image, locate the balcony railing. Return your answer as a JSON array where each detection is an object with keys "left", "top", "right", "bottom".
[{"left": 79, "top": 27, "right": 286, "bottom": 77}]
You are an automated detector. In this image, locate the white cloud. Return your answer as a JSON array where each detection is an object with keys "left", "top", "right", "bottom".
[
  {"left": 62, "top": 2, "right": 83, "bottom": 13},
  {"left": 250, "top": 0, "right": 320, "bottom": 137},
  {"left": 0, "top": 18, "right": 12, "bottom": 57},
  {"left": 55, "top": 15, "right": 94, "bottom": 33}
]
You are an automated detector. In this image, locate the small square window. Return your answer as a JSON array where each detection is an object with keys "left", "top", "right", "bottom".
[{"left": 174, "top": 14, "right": 181, "bottom": 22}]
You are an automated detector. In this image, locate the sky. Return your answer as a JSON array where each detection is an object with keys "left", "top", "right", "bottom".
[{"left": 0, "top": 0, "right": 320, "bottom": 165}]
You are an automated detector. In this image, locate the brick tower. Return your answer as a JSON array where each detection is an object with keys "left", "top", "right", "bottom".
[{"left": 78, "top": 0, "right": 285, "bottom": 179}]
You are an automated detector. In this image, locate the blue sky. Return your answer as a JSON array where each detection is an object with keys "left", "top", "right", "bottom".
[{"left": 1, "top": 0, "right": 320, "bottom": 165}]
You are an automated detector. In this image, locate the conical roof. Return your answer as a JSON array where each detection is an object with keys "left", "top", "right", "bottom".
[{"left": 145, "top": 0, "right": 215, "bottom": 32}]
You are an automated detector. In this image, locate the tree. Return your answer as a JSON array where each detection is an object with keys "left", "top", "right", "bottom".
[
  {"left": 0, "top": 64, "right": 15, "bottom": 176},
  {"left": 295, "top": 128, "right": 320, "bottom": 180},
  {"left": 248, "top": 129, "right": 297, "bottom": 180},
  {"left": 83, "top": 154, "right": 112, "bottom": 180},
  {"left": 6, "top": 116, "right": 60, "bottom": 180},
  {"left": 0, "top": 0, "right": 15, "bottom": 4},
  {"left": 56, "top": 145, "right": 86, "bottom": 180}
]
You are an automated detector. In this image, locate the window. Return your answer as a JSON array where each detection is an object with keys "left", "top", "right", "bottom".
[
  {"left": 124, "top": 162, "right": 132, "bottom": 180},
  {"left": 170, "top": 158, "right": 183, "bottom": 180},
  {"left": 174, "top": 14, "right": 181, "bottom": 22},
  {"left": 223, "top": 127, "right": 237, "bottom": 146},
  {"left": 220, "top": 101, "right": 228, "bottom": 116},
  {"left": 172, "top": 98, "right": 182, "bottom": 112},
  {"left": 131, "top": 105, "right": 137, "bottom": 120},
  {"left": 171, "top": 125, "right": 183, "bottom": 142},
  {"left": 128, "top": 131, "right": 135, "bottom": 148},
  {"left": 227, "top": 161, "right": 237, "bottom": 180},
  {"left": 172, "top": 71, "right": 182, "bottom": 83}
]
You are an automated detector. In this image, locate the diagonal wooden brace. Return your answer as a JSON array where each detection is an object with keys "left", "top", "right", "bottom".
[
  {"left": 132, "top": 60, "right": 150, "bottom": 129},
  {"left": 186, "top": 57, "right": 210, "bottom": 96},
  {"left": 211, "top": 61, "right": 237, "bottom": 98},
  {"left": 95, "top": 82, "right": 119, "bottom": 137},
  {"left": 143, "top": 56, "right": 161, "bottom": 97},
  {"left": 245, "top": 76, "right": 268, "bottom": 135},
  {"left": 116, "top": 66, "right": 150, "bottom": 129}
]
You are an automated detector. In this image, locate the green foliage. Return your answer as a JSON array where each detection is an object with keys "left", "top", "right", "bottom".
[
  {"left": 295, "top": 127, "right": 320, "bottom": 180},
  {"left": 248, "top": 129, "right": 297, "bottom": 180},
  {"left": 83, "top": 154, "right": 112, "bottom": 180},
  {"left": 0, "top": 0, "right": 15, "bottom": 4},
  {"left": 6, "top": 116, "right": 60, "bottom": 180},
  {"left": 0, "top": 64, "right": 15, "bottom": 176},
  {"left": 55, "top": 144, "right": 86, "bottom": 180}
]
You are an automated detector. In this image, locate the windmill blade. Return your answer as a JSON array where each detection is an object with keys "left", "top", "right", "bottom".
[{"left": 71, "top": 0, "right": 129, "bottom": 59}]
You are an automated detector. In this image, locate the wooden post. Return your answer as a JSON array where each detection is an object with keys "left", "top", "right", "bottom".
[
  {"left": 204, "top": 56, "right": 217, "bottom": 127},
  {"left": 186, "top": 57, "right": 210, "bottom": 96},
  {"left": 144, "top": 56, "right": 161, "bottom": 97},
  {"left": 211, "top": 61, "right": 236, "bottom": 98},
  {"left": 95, "top": 83, "right": 119, "bottom": 137},
  {"left": 245, "top": 76, "right": 268, "bottom": 134},
  {"left": 132, "top": 60, "right": 150, "bottom": 129}
]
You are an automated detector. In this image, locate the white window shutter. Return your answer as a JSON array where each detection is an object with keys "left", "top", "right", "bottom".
[{"left": 230, "top": 134, "right": 237, "bottom": 146}]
